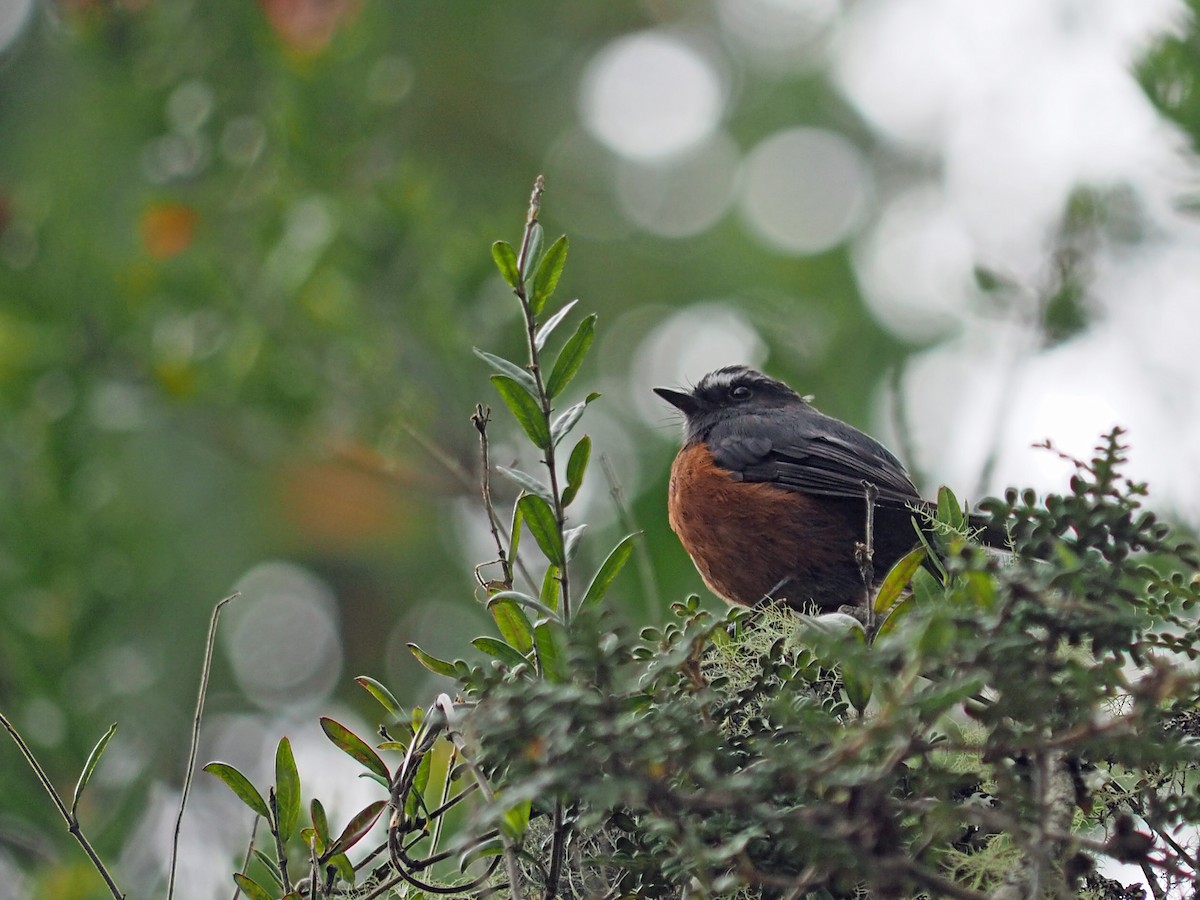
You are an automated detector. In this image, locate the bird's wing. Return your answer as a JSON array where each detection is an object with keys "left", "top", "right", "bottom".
[{"left": 709, "top": 413, "right": 922, "bottom": 507}]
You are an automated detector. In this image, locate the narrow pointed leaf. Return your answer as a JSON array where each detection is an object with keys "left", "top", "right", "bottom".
[
  {"left": 328, "top": 800, "right": 388, "bottom": 857},
  {"left": 320, "top": 717, "right": 389, "bottom": 781},
  {"left": 488, "top": 596, "right": 534, "bottom": 654},
  {"left": 495, "top": 466, "right": 552, "bottom": 503},
  {"left": 564, "top": 524, "right": 587, "bottom": 561},
  {"left": 518, "top": 494, "right": 564, "bottom": 565},
  {"left": 71, "top": 723, "right": 116, "bottom": 818},
  {"left": 520, "top": 222, "right": 544, "bottom": 281},
  {"left": 491, "top": 375, "right": 550, "bottom": 449},
  {"left": 530, "top": 235, "right": 568, "bottom": 315},
  {"left": 491, "top": 240, "right": 520, "bottom": 288},
  {"left": 508, "top": 497, "right": 523, "bottom": 567},
  {"left": 329, "top": 852, "right": 355, "bottom": 884},
  {"left": 408, "top": 643, "right": 459, "bottom": 678},
  {"left": 488, "top": 588, "right": 556, "bottom": 619},
  {"left": 936, "top": 485, "right": 965, "bottom": 531},
  {"left": 472, "top": 636, "right": 530, "bottom": 668},
  {"left": 534, "top": 298, "right": 579, "bottom": 351},
  {"left": 541, "top": 564, "right": 560, "bottom": 612},
  {"left": 534, "top": 618, "right": 569, "bottom": 683},
  {"left": 274, "top": 737, "right": 301, "bottom": 841},
  {"left": 472, "top": 348, "right": 536, "bottom": 394},
  {"left": 404, "top": 752, "right": 433, "bottom": 817},
  {"left": 500, "top": 798, "right": 532, "bottom": 842},
  {"left": 552, "top": 392, "right": 600, "bottom": 448},
  {"left": 545, "top": 314, "right": 596, "bottom": 399},
  {"left": 251, "top": 849, "right": 283, "bottom": 885},
  {"left": 355, "top": 676, "right": 402, "bottom": 718},
  {"left": 581, "top": 533, "right": 639, "bottom": 608},
  {"left": 310, "top": 798, "right": 330, "bottom": 854},
  {"left": 204, "top": 763, "right": 270, "bottom": 819},
  {"left": 563, "top": 435, "right": 591, "bottom": 508},
  {"left": 233, "top": 873, "right": 274, "bottom": 900},
  {"left": 873, "top": 545, "right": 927, "bottom": 615}
]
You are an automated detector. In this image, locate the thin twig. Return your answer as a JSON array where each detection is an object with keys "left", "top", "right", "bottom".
[
  {"left": 230, "top": 815, "right": 259, "bottom": 900},
  {"left": 434, "top": 695, "right": 524, "bottom": 900},
  {"left": 169, "top": 592, "right": 239, "bottom": 900},
  {"left": 0, "top": 711, "right": 125, "bottom": 898},
  {"left": 857, "top": 481, "right": 879, "bottom": 630},
  {"left": 269, "top": 788, "right": 293, "bottom": 893},
  {"left": 600, "top": 453, "right": 660, "bottom": 612},
  {"left": 473, "top": 405, "right": 513, "bottom": 591}
]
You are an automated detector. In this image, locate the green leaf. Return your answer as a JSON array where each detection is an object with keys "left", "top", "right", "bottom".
[
  {"left": 491, "top": 241, "right": 520, "bottom": 288},
  {"left": 936, "top": 485, "right": 965, "bottom": 531},
  {"left": 233, "top": 873, "right": 274, "bottom": 900},
  {"left": 545, "top": 314, "right": 596, "bottom": 398},
  {"left": 534, "top": 298, "right": 579, "bottom": 351},
  {"left": 911, "top": 567, "right": 941, "bottom": 607},
  {"left": 405, "top": 752, "right": 433, "bottom": 818},
  {"left": 328, "top": 800, "right": 387, "bottom": 857},
  {"left": 563, "top": 435, "right": 591, "bottom": 507},
  {"left": 844, "top": 663, "right": 872, "bottom": 714},
  {"left": 488, "top": 589, "right": 556, "bottom": 620},
  {"left": 491, "top": 375, "right": 550, "bottom": 449},
  {"left": 319, "top": 717, "right": 390, "bottom": 781},
  {"left": 251, "top": 849, "right": 283, "bottom": 886},
  {"left": 551, "top": 393, "right": 600, "bottom": 447},
  {"left": 472, "top": 348, "right": 536, "bottom": 394},
  {"left": 581, "top": 533, "right": 639, "bottom": 608},
  {"left": 534, "top": 618, "right": 569, "bottom": 683},
  {"left": 500, "top": 797, "right": 532, "bottom": 842},
  {"left": 520, "top": 222, "right": 543, "bottom": 282},
  {"left": 564, "top": 524, "right": 587, "bottom": 562},
  {"left": 274, "top": 737, "right": 301, "bottom": 841},
  {"left": 508, "top": 497, "right": 523, "bottom": 567},
  {"left": 530, "top": 234, "right": 568, "bottom": 316},
  {"left": 71, "top": 723, "right": 116, "bottom": 819},
  {"left": 204, "top": 762, "right": 270, "bottom": 819},
  {"left": 472, "top": 636, "right": 530, "bottom": 669},
  {"left": 518, "top": 494, "right": 565, "bottom": 566},
  {"left": 873, "top": 545, "right": 927, "bottom": 615},
  {"left": 310, "top": 798, "right": 330, "bottom": 854},
  {"left": 408, "top": 643, "right": 459, "bottom": 678},
  {"left": 540, "top": 564, "right": 560, "bottom": 612},
  {"left": 354, "top": 676, "right": 402, "bottom": 718},
  {"left": 877, "top": 594, "right": 916, "bottom": 638},
  {"left": 495, "top": 465, "right": 552, "bottom": 503},
  {"left": 328, "top": 851, "right": 356, "bottom": 884},
  {"left": 488, "top": 595, "right": 535, "bottom": 654}
]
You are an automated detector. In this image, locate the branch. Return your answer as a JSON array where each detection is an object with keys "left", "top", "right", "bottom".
[{"left": 0, "top": 710, "right": 124, "bottom": 899}]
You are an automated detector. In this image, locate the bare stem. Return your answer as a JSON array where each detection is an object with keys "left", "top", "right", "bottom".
[
  {"left": 0, "top": 710, "right": 125, "bottom": 899},
  {"left": 473, "top": 405, "right": 514, "bottom": 591},
  {"left": 170, "top": 592, "right": 239, "bottom": 900},
  {"left": 857, "top": 481, "right": 879, "bottom": 630}
]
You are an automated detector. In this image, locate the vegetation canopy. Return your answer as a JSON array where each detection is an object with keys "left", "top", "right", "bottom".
[{"left": 196, "top": 184, "right": 1200, "bottom": 900}]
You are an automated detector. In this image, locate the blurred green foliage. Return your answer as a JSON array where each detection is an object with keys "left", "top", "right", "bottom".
[{"left": 1, "top": 0, "right": 1199, "bottom": 896}]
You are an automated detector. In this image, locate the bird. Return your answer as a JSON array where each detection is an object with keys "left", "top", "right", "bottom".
[{"left": 654, "top": 365, "right": 1006, "bottom": 612}]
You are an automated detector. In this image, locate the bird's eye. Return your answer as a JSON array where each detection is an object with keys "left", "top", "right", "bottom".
[{"left": 729, "top": 385, "right": 752, "bottom": 401}]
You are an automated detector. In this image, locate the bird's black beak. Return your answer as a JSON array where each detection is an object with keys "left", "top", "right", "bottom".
[{"left": 653, "top": 386, "right": 700, "bottom": 417}]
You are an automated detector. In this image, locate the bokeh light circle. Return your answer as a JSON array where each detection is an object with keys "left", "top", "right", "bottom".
[
  {"left": 633, "top": 303, "right": 768, "bottom": 426},
  {"left": 580, "top": 30, "right": 726, "bottom": 161},
  {"left": 614, "top": 132, "right": 739, "bottom": 238},
  {"left": 0, "top": 0, "right": 32, "bottom": 55},
  {"left": 738, "top": 128, "right": 869, "bottom": 255},
  {"left": 227, "top": 561, "right": 342, "bottom": 709},
  {"left": 853, "top": 185, "right": 976, "bottom": 341},
  {"left": 715, "top": 0, "right": 840, "bottom": 73}
]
